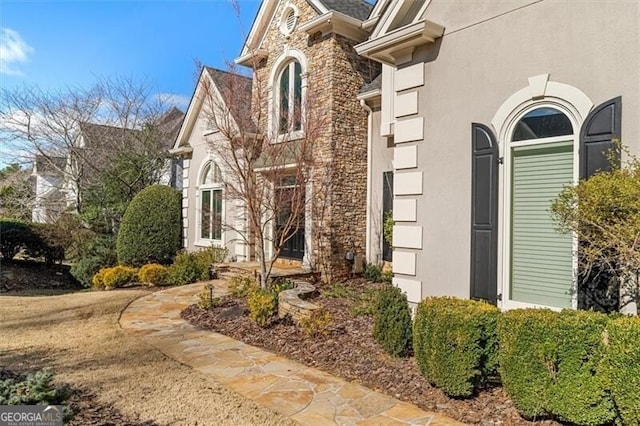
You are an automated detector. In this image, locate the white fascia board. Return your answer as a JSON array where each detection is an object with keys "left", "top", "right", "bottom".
[{"left": 299, "top": 11, "right": 369, "bottom": 41}]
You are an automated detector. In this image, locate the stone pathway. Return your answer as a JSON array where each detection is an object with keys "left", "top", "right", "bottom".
[{"left": 119, "top": 281, "right": 462, "bottom": 426}]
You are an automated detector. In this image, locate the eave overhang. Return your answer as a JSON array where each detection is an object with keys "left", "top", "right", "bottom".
[
  {"left": 355, "top": 19, "right": 444, "bottom": 66},
  {"left": 299, "top": 11, "right": 370, "bottom": 43},
  {"left": 235, "top": 48, "right": 269, "bottom": 68},
  {"left": 169, "top": 146, "right": 193, "bottom": 157},
  {"left": 357, "top": 88, "right": 382, "bottom": 102}
]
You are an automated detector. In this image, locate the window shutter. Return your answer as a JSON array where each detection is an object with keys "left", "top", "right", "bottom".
[
  {"left": 578, "top": 96, "right": 622, "bottom": 311},
  {"left": 580, "top": 97, "right": 622, "bottom": 179},
  {"left": 470, "top": 123, "right": 498, "bottom": 304}
]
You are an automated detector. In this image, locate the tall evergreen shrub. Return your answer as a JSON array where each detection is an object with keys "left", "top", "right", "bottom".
[{"left": 116, "top": 185, "right": 181, "bottom": 267}]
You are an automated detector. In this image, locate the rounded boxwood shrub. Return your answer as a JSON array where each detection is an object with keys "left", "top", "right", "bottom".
[
  {"left": 247, "top": 288, "right": 277, "bottom": 327},
  {"left": 373, "top": 285, "right": 412, "bottom": 357},
  {"left": 102, "top": 265, "right": 138, "bottom": 289},
  {"left": 116, "top": 185, "right": 181, "bottom": 267},
  {"left": 413, "top": 297, "right": 499, "bottom": 397},
  {"left": 138, "top": 263, "right": 168, "bottom": 286},
  {"left": 603, "top": 316, "right": 640, "bottom": 425},
  {"left": 165, "top": 250, "right": 211, "bottom": 286},
  {"left": 498, "top": 309, "right": 614, "bottom": 424}
]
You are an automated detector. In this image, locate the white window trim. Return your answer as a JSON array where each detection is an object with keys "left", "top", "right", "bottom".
[
  {"left": 196, "top": 159, "right": 225, "bottom": 247},
  {"left": 492, "top": 77, "right": 593, "bottom": 311},
  {"left": 267, "top": 49, "right": 308, "bottom": 142},
  {"left": 279, "top": 3, "right": 299, "bottom": 37}
]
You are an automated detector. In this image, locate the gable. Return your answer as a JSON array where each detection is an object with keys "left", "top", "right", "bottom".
[
  {"left": 237, "top": 0, "right": 374, "bottom": 66},
  {"left": 172, "top": 67, "right": 252, "bottom": 152}
]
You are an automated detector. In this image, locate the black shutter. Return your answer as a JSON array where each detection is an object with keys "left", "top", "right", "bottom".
[
  {"left": 470, "top": 123, "right": 499, "bottom": 304},
  {"left": 578, "top": 97, "right": 622, "bottom": 312},
  {"left": 580, "top": 96, "right": 622, "bottom": 179}
]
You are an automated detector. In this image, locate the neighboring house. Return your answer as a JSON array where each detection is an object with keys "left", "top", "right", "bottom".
[
  {"left": 171, "top": 67, "right": 253, "bottom": 261},
  {"left": 31, "top": 108, "right": 185, "bottom": 223},
  {"left": 356, "top": 0, "right": 639, "bottom": 312},
  {"left": 31, "top": 155, "right": 67, "bottom": 223},
  {"left": 176, "top": 0, "right": 380, "bottom": 275}
]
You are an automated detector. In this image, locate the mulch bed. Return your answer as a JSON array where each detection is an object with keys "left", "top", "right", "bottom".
[
  {"left": 181, "top": 278, "right": 558, "bottom": 425},
  {"left": 0, "top": 259, "right": 82, "bottom": 293}
]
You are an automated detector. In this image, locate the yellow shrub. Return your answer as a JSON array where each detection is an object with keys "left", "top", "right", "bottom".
[
  {"left": 92, "top": 267, "right": 111, "bottom": 290},
  {"left": 299, "top": 308, "right": 333, "bottom": 337},
  {"left": 102, "top": 265, "right": 138, "bottom": 289},
  {"left": 138, "top": 263, "right": 168, "bottom": 286}
]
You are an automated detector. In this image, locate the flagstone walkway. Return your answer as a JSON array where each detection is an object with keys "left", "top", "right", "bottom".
[{"left": 119, "top": 281, "right": 461, "bottom": 426}]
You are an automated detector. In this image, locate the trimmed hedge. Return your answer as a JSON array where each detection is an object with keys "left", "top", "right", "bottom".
[
  {"left": 373, "top": 285, "right": 412, "bottom": 357},
  {"left": 116, "top": 185, "right": 181, "bottom": 267},
  {"left": 603, "top": 316, "right": 640, "bottom": 425},
  {"left": 498, "top": 309, "right": 615, "bottom": 424},
  {"left": 413, "top": 297, "right": 499, "bottom": 397},
  {"left": 166, "top": 250, "right": 211, "bottom": 285}
]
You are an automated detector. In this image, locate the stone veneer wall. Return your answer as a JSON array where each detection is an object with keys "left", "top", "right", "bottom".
[{"left": 249, "top": 0, "right": 379, "bottom": 279}]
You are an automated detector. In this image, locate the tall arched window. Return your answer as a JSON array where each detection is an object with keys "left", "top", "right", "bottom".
[
  {"left": 506, "top": 106, "right": 575, "bottom": 309},
  {"left": 278, "top": 60, "right": 302, "bottom": 134},
  {"left": 200, "top": 161, "right": 223, "bottom": 241}
]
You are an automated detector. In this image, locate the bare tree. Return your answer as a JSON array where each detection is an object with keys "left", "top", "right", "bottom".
[
  {"left": 196, "top": 62, "right": 331, "bottom": 289},
  {"left": 0, "top": 77, "right": 179, "bottom": 224}
]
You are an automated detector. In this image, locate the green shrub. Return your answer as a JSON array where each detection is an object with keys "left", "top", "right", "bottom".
[
  {"left": 247, "top": 288, "right": 277, "bottom": 327},
  {"left": 413, "top": 297, "right": 499, "bottom": 397},
  {"left": 101, "top": 265, "right": 138, "bottom": 289},
  {"left": 322, "top": 282, "right": 353, "bottom": 299},
  {"left": 166, "top": 250, "right": 211, "bottom": 286},
  {"left": 363, "top": 263, "right": 382, "bottom": 282},
  {"left": 373, "top": 286, "right": 412, "bottom": 357},
  {"left": 138, "top": 263, "right": 168, "bottom": 286},
  {"left": 196, "top": 285, "right": 225, "bottom": 310},
  {"left": 69, "top": 234, "right": 117, "bottom": 287},
  {"left": 383, "top": 210, "right": 393, "bottom": 248},
  {"left": 269, "top": 278, "right": 294, "bottom": 295},
  {"left": 0, "top": 368, "right": 70, "bottom": 406},
  {"left": 24, "top": 223, "right": 67, "bottom": 265},
  {"left": 350, "top": 287, "right": 382, "bottom": 317},
  {"left": 0, "top": 219, "right": 31, "bottom": 260},
  {"left": 498, "top": 309, "right": 614, "bottom": 424},
  {"left": 116, "top": 185, "right": 181, "bottom": 267},
  {"left": 381, "top": 269, "right": 393, "bottom": 284},
  {"left": 229, "top": 275, "right": 259, "bottom": 298},
  {"left": 603, "top": 316, "right": 640, "bottom": 425},
  {"left": 299, "top": 308, "right": 333, "bottom": 337}
]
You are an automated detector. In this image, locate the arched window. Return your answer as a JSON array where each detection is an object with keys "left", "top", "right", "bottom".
[
  {"left": 507, "top": 106, "right": 576, "bottom": 309},
  {"left": 199, "top": 161, "right": 223, "bottom": 241},
  {"left": 278, "top": 60, "right": 302, "bottom": 134}
]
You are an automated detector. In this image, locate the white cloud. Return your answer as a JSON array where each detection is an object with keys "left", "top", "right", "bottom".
[
  {"left": 0, "top": 28, "right": 34, "bottom": 75},
  {"left": 156, "top": 93, "right": 191, "bottom": 110}
]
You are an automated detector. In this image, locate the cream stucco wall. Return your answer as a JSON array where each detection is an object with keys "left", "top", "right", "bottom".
[
  {"left": 181, "top": 114, "right": 245, "bottom": 261},
  {"left": 393, "top": 0, "right": 640, "bottom": 300}
]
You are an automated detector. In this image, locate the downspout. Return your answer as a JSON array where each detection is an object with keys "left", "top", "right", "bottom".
[{"left": 360, "top": 98, "right": 373, "bottom": 264}]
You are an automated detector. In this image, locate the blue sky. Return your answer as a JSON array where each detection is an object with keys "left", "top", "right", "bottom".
[{"left": 0, "top": 0, "right": 262, "bottom": 110}]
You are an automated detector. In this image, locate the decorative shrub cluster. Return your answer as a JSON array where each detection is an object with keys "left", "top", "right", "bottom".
[
  {"left": 69, "top": 234, "right": 117, "bottom": 287},
  {"left": 498, "top": 309, "right": 640, "bottom": 425},
  {"left": 299, "top": 308, "right": 333, "bottom": 337},
  {"left": 116, "top": 185, "right": 181, "bottom": 267},
  {"left": 373, "top": 286, "right": 412, "bottom": 357},
  {"left": 413, "top": 297, "right": 499, "bottom": 397},
  {"left": 247, "top": 288, "right": 277, "bottom": 327},
  {"left": 92, "top": 265, "right": 138, "bottom": 289},
  {"left": 166, "top": 250, "right": 210, "bottom": 285},
  {"left": 229, "top": 275, "right": 259, "bottom": 298},
  {"left": 138, "top": 263, "right": 168, "bottom": 286}
]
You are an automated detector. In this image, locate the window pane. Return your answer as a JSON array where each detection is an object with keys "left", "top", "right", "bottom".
[
  {"left": 201, "top": 190, "right": 211, "bottom": 239},
  {"left": 212, "top": 190, "right": 222, "bottom": 240},
  {"left": 279, "top": 67, "right": 290, "bottom": 133},
  {"left": 512, "top": 108, "right": 573, "bottom": 141},
  {"left": 201, "top": 163, "right": 211, "bottom": 185},
  {"left": 213, "top": 163, "right": 222, "bottom": 183},
  {"left": 293, "top": 61, "right": 302, "bottom": 131}
]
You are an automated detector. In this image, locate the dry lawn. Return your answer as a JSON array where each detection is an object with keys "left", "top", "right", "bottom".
[{"left": 0, "top": 289, "right": 297, "bottom": 426}]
